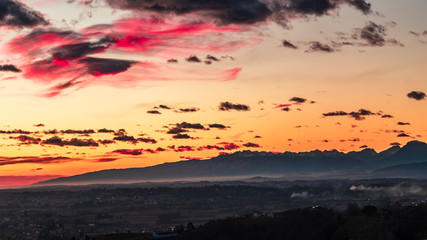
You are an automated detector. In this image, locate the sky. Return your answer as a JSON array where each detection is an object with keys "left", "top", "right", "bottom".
[{"left": 0, "top": 0, "right": 426, "bottom": 187}]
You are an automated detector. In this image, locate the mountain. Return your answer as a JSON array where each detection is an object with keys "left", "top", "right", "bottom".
[
  {"left": 373, "top": 162, "right": 427, "bottom": 178},
  {"left": 36, "top": 141, "right": 427, "bottom": 186}
]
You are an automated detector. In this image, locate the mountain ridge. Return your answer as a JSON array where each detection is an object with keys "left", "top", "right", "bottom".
[{"left": 36, "top": 140, "right": 427, "bottom": 186}]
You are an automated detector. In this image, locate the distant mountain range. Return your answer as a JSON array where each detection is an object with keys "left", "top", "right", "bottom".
[{"left": 36, "top": 141, "right": 427, "bottom": 186}]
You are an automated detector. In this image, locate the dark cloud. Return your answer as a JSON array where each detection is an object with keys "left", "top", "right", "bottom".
[
  {"left": 323, "top": 111, "right": 348, "bottom": 117},
  {"left": 61, "top": 129, "right": 96, "bottom": 134},
  {"left": 33, "top": 123, "right": 45, "bottom": 127},
  {"left": 177, "top": 122, "right": 205, "bottom": 130},
  {"left": 349, "top": 109, "right": 375, "bottom": 120},
  {"left": 147, "top": 110, "right": 162, "bottom": 114},
  {"left": 197, "top": 142, "right": 240, "bottom": 151},
  {"left": 283, "top": 0, "right": 336, "bottom": 16},
  {"left": 218, "top": 101, "right": 250, "bottom": 111},
  {"left": 113, "top": 135, "right": 137, "bottom": 142},
  {"left": 243, "top": 142, "right": 260, "bottom": 148},
  {"left": 0, "top": 0, "right": 48, "bottom": 28},
  {"left": 167, "top": 58, "right": 178, "bottom": 63},
  {"left": 112, "top": 149, "right": 144, "bottom": 156},
  {"left": 52, "top": 39, "right": 114, "bottom": 61},
  {"left": 102, "top": 0, "right": 370, "bottom": 27},
  {"left": 344, "top": 0, "right": 371, "bottom": 14},
  {"left": 397, "top": 122, "right": 410, "bottom": 126},
  {"left": 206, "top": 55, "right": 220, "bottom": 62},
  {"left": 156, "top": 104, "right": 172, "bottom": 110},
  {"left": 390, "top": 142, "right": 401, "bottom": 146},
  {"left": 381, "top": 114, "right": 393, "bottom": 118},
  {"left": 138, "top": 137, "right": 157, "bottom": 144},
  {"left": 167, "top": 127, "right": 188, "bottom": 134},
  {"left": 323, "top": 109, "right": 377, "bottom": 120},
  {"left": 282, "top": 107, "right": 291, "bottom": 112},
  {"left": 254, "top": 135, "right": 262, "bottom": 138},
  {"left": 173, "top": 145, "right": 195, "bottom": 152},
  {"left": 359, "top": 145, "right": 368, "bottom": 148},
  {"left": 397, "top": 133, "right": 410, "bottom": 137},
  {"left": 174, "top": 107, "right": 200, "bottom": 113},
  {"left": 306, "top": 42, "right": 335, "bottom": 53},
  {"left": 407, "top": 91, "right": 426, "bottom": 101},
  {"left": 282, "top": 40, "right": 298, "bottom": 49},
  {"left": 0, "top": 129, "right": 32, "bottom": 134},
  {"left": 79, "top": 57, "right": 138, "bottom": 76},
  {"left": 104, "top": 0, "right": 272, "bottom": 26},
  {"left": 97, "top": 128, "right": 115, "bottom": 133},
  {"left": 209, "top": 124, "right": 229, "bottom": 129},
  {"left": 98, "top": 139, "right": 115, "bottom": 145},
  {"left": 289, "top": 97, "right": 307, "bottom": 103},
  {"left": 10, "top": 135, "right": 41, "bottom": 145},
  {"left": 0, "top": 64, "right": 21, "bottom": 72},
  {"left": 186, "top": 55, "right": 202, "bottom": 63},
  {"left": 42, "top": 136, "right": 99, "bottom": 147},
  {"left": 172, "top": 133, "right": 191, "bottom": 139},
  {"left": 359, "top": 21, "right": 386, "bottom": 46}
]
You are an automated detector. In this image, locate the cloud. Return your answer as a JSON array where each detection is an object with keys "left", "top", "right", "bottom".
[
  {"left": 167, "top": 127, "right": 188, "bottom": 134},
  {"left": 10, "top": 135, "right": 41, "bottom": 145},
  {"left": 348, "top": 109, "right": 375, "bottom": 120},
  {"left": 407, "top": 91, "right": 426, "bottom": 101},
  {"left": 218, "top": 101, "right": 250, "bottom": 111},
  {"left": 61, "top": 129, "right": 96, "bottom": 134},
  {"left": 186, "top": 55, "right": 202, "bottom": 63},
  {"left": 112, "top": 149, "right": 144, "bottom": 155},
  {"left": 323, "top": 109, "right": 378, "bottom": 120},
  {"left": 306, "top": 42, "right": 335, "bottom": 53},
  {"left": 79, "top": 57, "right": 138, "bottom": 76},
  {"left": 42, "top": 136, "right": 99, "bottom": 147},
  {"left": 282, "top": 40, "right": 298, "bottom": 49},
  {"left": 359, "top": 21, "right": 386, "bottom": 46},
  {"left": 381, "top": 114, "right": 393, "bottom": 118},
  {"left": 282, "top": 107, "right": 291, "bottom": 112},
  {"left": 197, "top": 142, "right": 240, "bottom": 151},
  {"left": 174, "top": 107, "right": 200, "bottom": 113},
  {"left": 0, "top": 0, "right": 48, "bottom": 28},
  {"left": 176, "top": 122, "right": 205, "bottom": 130},
  {"left": 97, "top": 128, "right": 115, "bottom": 133},
  {"left": 113, "top": 135, "right": 137, "bottom": 142},
  {"left": 157, "top": 104, "right": 172, "bottom": 110},
  {"left": 101, "top": 0, "right": 371, "bottom": 27},
  {"left": 172, "top": 133, "right": 191, "bottom": 139},
  {"left": 206, "top": 55, "right": 220, "bottom": 62},
  {"left": 397, "top": 133, "right": 410, "bottom": 137},
  {"left": 390, "top": 142, "right": 401, "bottom": 146},
  {"left": 323, "top": 111, "right": 348, "bottom": 117},
  {"left": 289, "top": 97, "right": 307, "bottom": 103},
  {"left": 147, "top": 110, "right": 162, "bottom": 114},
  {"left": 33, "top": 123, "right": 45, "bottom": 127},
  {"left": 0, "top": 156, "right": 76, "bottom": 166},
  {"left": 209, "top": 124, "right": 229, "bottom": 129},
  {"left": 0, "top": 64, "right": 22, "bottom": 72},
  {"left": 397, "top": 122, "right": 410, "bottom": 126},
  {"left": 243, "top": 142, "right": 260, "bottom": 148},
  {"left": 0, "top": 129, "right": 32, "bottom": 134},
  {"left": 167, "top": 58, "right": 178, "bottom": 63}
]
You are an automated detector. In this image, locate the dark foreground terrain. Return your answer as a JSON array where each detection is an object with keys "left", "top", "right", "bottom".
[{"left": 1, "top": 178, "right": 427, "bottom": 239}]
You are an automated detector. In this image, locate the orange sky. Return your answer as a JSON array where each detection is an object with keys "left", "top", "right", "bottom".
[{"left": 0, "top": 0, "right": 426, "bottom": 187}]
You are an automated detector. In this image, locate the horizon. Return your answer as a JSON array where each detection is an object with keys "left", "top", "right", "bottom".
[{"left": 0, "top": 0, "right": 426, "bottom": 187}]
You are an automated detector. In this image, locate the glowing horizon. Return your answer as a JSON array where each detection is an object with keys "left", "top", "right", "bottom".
[{"left": 0, "top": 0, "right": 426, "bottom": 187}]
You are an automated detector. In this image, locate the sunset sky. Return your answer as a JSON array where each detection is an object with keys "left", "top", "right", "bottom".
[{"left": 0, "top": 0, "right": 426, "bottom": 187}]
